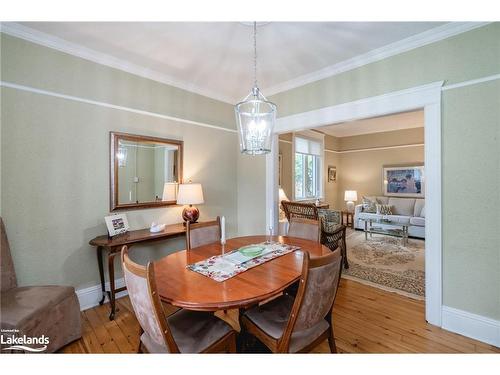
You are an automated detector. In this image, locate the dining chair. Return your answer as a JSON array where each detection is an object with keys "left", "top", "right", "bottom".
[
  {"left": 287, "top": 217, "right": 321, "bottom": 242},
  {"left": 186, "top": 216, "right": 221, "bottom": 250},
  {"left": 120, "top": 246, "right": 236, "bottom": 353},
  {"left": 240, "top": 249, "right": 343, "bottom": 353}
]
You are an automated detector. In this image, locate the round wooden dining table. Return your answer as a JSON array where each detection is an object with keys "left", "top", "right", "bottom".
[{"left": 154, "top": 235, "right": 331, "bottom": 311}]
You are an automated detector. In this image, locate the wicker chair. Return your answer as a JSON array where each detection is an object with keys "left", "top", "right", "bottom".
[
  {"left": 281, "top": 201, "right": 319, "bottom": 221},
  {"left": 281, "top": 201, "right": 348, "bottom": 269}
]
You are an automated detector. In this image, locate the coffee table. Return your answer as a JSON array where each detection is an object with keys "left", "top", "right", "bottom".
[{"left": 360, "top": 217, "right": 411, "bottom": 246}]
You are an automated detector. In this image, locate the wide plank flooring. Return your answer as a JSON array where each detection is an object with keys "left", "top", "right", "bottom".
[{"left": 60, "top": 278, "right": 499, "bottom": 354}]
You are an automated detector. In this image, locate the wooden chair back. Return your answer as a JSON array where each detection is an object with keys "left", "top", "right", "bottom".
[
  {"left": 287, "top": 217, "right": 321, "bottom": 242},
  {"left": 186, "top": 217, "right": 221, "bottom": 250},
  {"left": 121, "top": 246, "right": 180, "bottom": 353},
  {"left": 281, "top": 201, "right": 319, "bottom": 221},
  {"left": 278, "top": 249, "right": 343, "bottom": 352}
]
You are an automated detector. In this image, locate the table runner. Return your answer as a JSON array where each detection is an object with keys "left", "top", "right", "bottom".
[{"left": 187, "top": 242, "right": 301, "bottom": 282}]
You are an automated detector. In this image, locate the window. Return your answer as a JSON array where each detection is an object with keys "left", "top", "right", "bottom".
[{"left": 294, "top": 136, "right": 323, "bottom": 200}]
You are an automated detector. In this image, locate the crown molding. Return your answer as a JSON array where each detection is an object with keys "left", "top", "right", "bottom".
[
  {"left": 0, "top": 22, "right": 236, "bottom": 104},
  {"left": 264, "top": 22, "right": 491, "bottom": 97}
]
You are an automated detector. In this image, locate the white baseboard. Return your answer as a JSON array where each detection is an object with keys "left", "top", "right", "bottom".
[
  {"left": 76, "top": 278, "right": 128, "bottom": 311},
  {"left": 442, "top": 306, "right": 500, "bottom": 347}
]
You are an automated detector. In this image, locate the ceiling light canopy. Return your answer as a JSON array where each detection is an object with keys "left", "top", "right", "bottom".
[{"left": 235, "top": 22, "right": 277, "bottom": 155}]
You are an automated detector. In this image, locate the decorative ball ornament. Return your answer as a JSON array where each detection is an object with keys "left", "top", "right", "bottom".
[{"left": 182, "top": 205, "right": 200, "bottom": 224}]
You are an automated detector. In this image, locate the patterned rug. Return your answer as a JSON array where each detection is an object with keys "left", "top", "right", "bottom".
[{"left": 343, "top": 230, "right": 425, "bottom": 299}]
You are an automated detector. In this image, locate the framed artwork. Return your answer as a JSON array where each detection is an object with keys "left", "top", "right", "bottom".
[
  {"left": 104, "top": 213, "right": 130, "bottom": 237},
  {"left": 383, "top": 164, "right": 424, "bottom": 198},
  {"left": 328, "top": 165, "right": 337, "bottom": 183}
]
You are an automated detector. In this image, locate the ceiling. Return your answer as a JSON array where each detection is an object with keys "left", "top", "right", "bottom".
[
  {"left": 318, "top": 110, "right": 424, "bottom": 137},
  {"left": 13, "top": 22, "right": 448, "bottom": 103}
]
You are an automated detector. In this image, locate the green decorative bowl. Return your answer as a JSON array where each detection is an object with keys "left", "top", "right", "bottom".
[{"left": 238, "top": 245, "right": 265, "bottom": 257}]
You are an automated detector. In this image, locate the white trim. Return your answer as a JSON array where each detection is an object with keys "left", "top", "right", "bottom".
[
  {"left": 275, "top": 81, "right": 443, "bottom": 133},
  {"left": 442, "top": 73, "right": 500, "bottom": 91},
  {"left": 76, "top": 278, "right": 128, "bottom": 311},
  {"left": 325, "top": 143, "right": 425, "bottom": 154},
  {"left": 0, "top": 81, "right": 237, "bottom": 134},
  {"left": 265, "top": 135, "right": 279, "bottom": 235},
  {"left": 264, "top": 22, "right": 489, "bottom": 96},
  {"left": 268, "top": 81, "right": 444, "bottom": 327},
  {"left": 0, "top": 22, "right": 236, "bottom": 104},
  {"left": 442, "top": 306, "right": 500, "bottom": 347}
]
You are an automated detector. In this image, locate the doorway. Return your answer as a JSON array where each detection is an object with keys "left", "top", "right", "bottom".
[{"left": 265, "top": 81, "right": 444, "bottom": 326}]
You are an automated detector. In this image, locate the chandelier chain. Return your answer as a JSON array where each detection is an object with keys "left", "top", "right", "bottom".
[{"left": 253, "top": 21, "right": 257, "bottom": 89}]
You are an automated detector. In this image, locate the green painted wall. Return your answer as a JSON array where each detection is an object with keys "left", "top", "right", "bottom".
[
  {"left": 441, "top": 80, "right": 500, "bottom": 319},
  {"left": 1, "top": 34, "right": 235, "bottom": 130},
  {"left": 1, "top": 34, "right": 238, "bottom": 291}
]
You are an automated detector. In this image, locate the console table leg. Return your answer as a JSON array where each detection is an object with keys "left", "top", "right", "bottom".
[
  {"left": 108, "top": 251, "right": 118, "bottom": 320},
  {"left": 96, "top": 246, "right": 106, "bottom": 306}
]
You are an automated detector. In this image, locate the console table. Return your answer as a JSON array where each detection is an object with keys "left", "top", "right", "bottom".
[{"left": 89, "top": 223, "right": 187, "bottom": 320}]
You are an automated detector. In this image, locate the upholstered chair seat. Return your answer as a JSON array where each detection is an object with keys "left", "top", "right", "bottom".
[
  {"left": 243, "top": 294, "right": 329, "bottom": 353},
  {"left": 140, "top": 309, "right": 233, "bottom": 353},
  {"left": 1, "top": 286, "right": 77, "bottom": 329}
]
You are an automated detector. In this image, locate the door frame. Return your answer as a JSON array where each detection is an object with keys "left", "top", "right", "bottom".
[{"left": 265, "top": 81, "right": 444, "bottom": 326}]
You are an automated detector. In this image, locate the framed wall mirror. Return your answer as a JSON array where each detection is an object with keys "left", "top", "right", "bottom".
[{"left": 110, "top": 132, "right": 183, "bottom": 211}]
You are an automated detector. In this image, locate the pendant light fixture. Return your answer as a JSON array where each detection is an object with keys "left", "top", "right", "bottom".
[{"left": 235, "top": 22, "right": 277, "bottom": 155}]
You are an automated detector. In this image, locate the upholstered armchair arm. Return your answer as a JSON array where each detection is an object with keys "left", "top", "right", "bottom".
[{"left": 354, "top": 204, "right": 363, "bottom": 215}]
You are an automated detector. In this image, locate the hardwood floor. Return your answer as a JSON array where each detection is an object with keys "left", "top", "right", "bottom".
[{"left": 60, "top": 278, "right": 499, "bottom": 354}]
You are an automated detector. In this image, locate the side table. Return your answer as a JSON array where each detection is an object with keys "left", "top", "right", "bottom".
[{"left": 341, "top": 211, "right": 354, "bottom": 229}]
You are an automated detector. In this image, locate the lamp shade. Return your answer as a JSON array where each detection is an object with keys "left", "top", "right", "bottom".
[
  {"left": 176, "top": 183, "right": 204, "bottom": 205},
  {"left": 278, "top": 187, "right": 289, "bottom": 203},
  {"left": 344, "top": 190, "right": 358, "bottom": 202},
  {"left": 162, "top": 182, "right": 178, "bottom": 201}
]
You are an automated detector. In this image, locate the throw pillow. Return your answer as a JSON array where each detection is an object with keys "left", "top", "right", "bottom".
[
  {"left": 376, "top": 204, "right": 393, "bottom": 215},
  {"left": 420, "top": 206, "right": 426, "bottom": 218},
  {"left": 362, "top": 197, "right": 377, "bottom": 213}
]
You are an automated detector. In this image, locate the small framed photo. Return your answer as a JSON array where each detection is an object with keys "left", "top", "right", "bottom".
[
  {"left": 104, "top": 213, "right": 130, "bottom": 237},
  {"left": 328, "top": 165, "right": 337, "bottom": 182}
]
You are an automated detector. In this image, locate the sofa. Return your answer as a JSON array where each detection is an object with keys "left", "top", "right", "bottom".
[
  {"left": 1, "top": 218, "right": 82, "bottom": 353},
  {"left": 354, "top": 196, "right": 425, "bottom": 239}
]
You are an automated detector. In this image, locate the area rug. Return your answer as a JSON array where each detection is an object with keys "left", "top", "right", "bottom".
[{"left": 343, "top": 230, "right": 425, "bottom": 299}]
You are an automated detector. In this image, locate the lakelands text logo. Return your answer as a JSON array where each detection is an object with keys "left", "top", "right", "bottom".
[{"left": 1, "top": 329, "right": 49, "bottom": 352}]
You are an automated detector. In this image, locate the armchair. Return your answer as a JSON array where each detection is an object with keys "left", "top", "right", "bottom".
[
  {"left": 0, "top": 218, "right": 81, "bottom": 353},
  {"left": 280, "top": 201, "right": 348, "bottom": 269}
]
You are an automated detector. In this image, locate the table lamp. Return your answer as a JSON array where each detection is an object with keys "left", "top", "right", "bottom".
[
  {"left": 344, "top": 190, "right": 358, "bottom": 213},
  {"left": 177, "top": 182, "right": 204, "bottom": 224}
]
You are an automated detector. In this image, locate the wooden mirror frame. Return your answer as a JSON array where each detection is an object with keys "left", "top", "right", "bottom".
[{"left": 110, "top": 132, "right": 183, "bottom": 211}]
